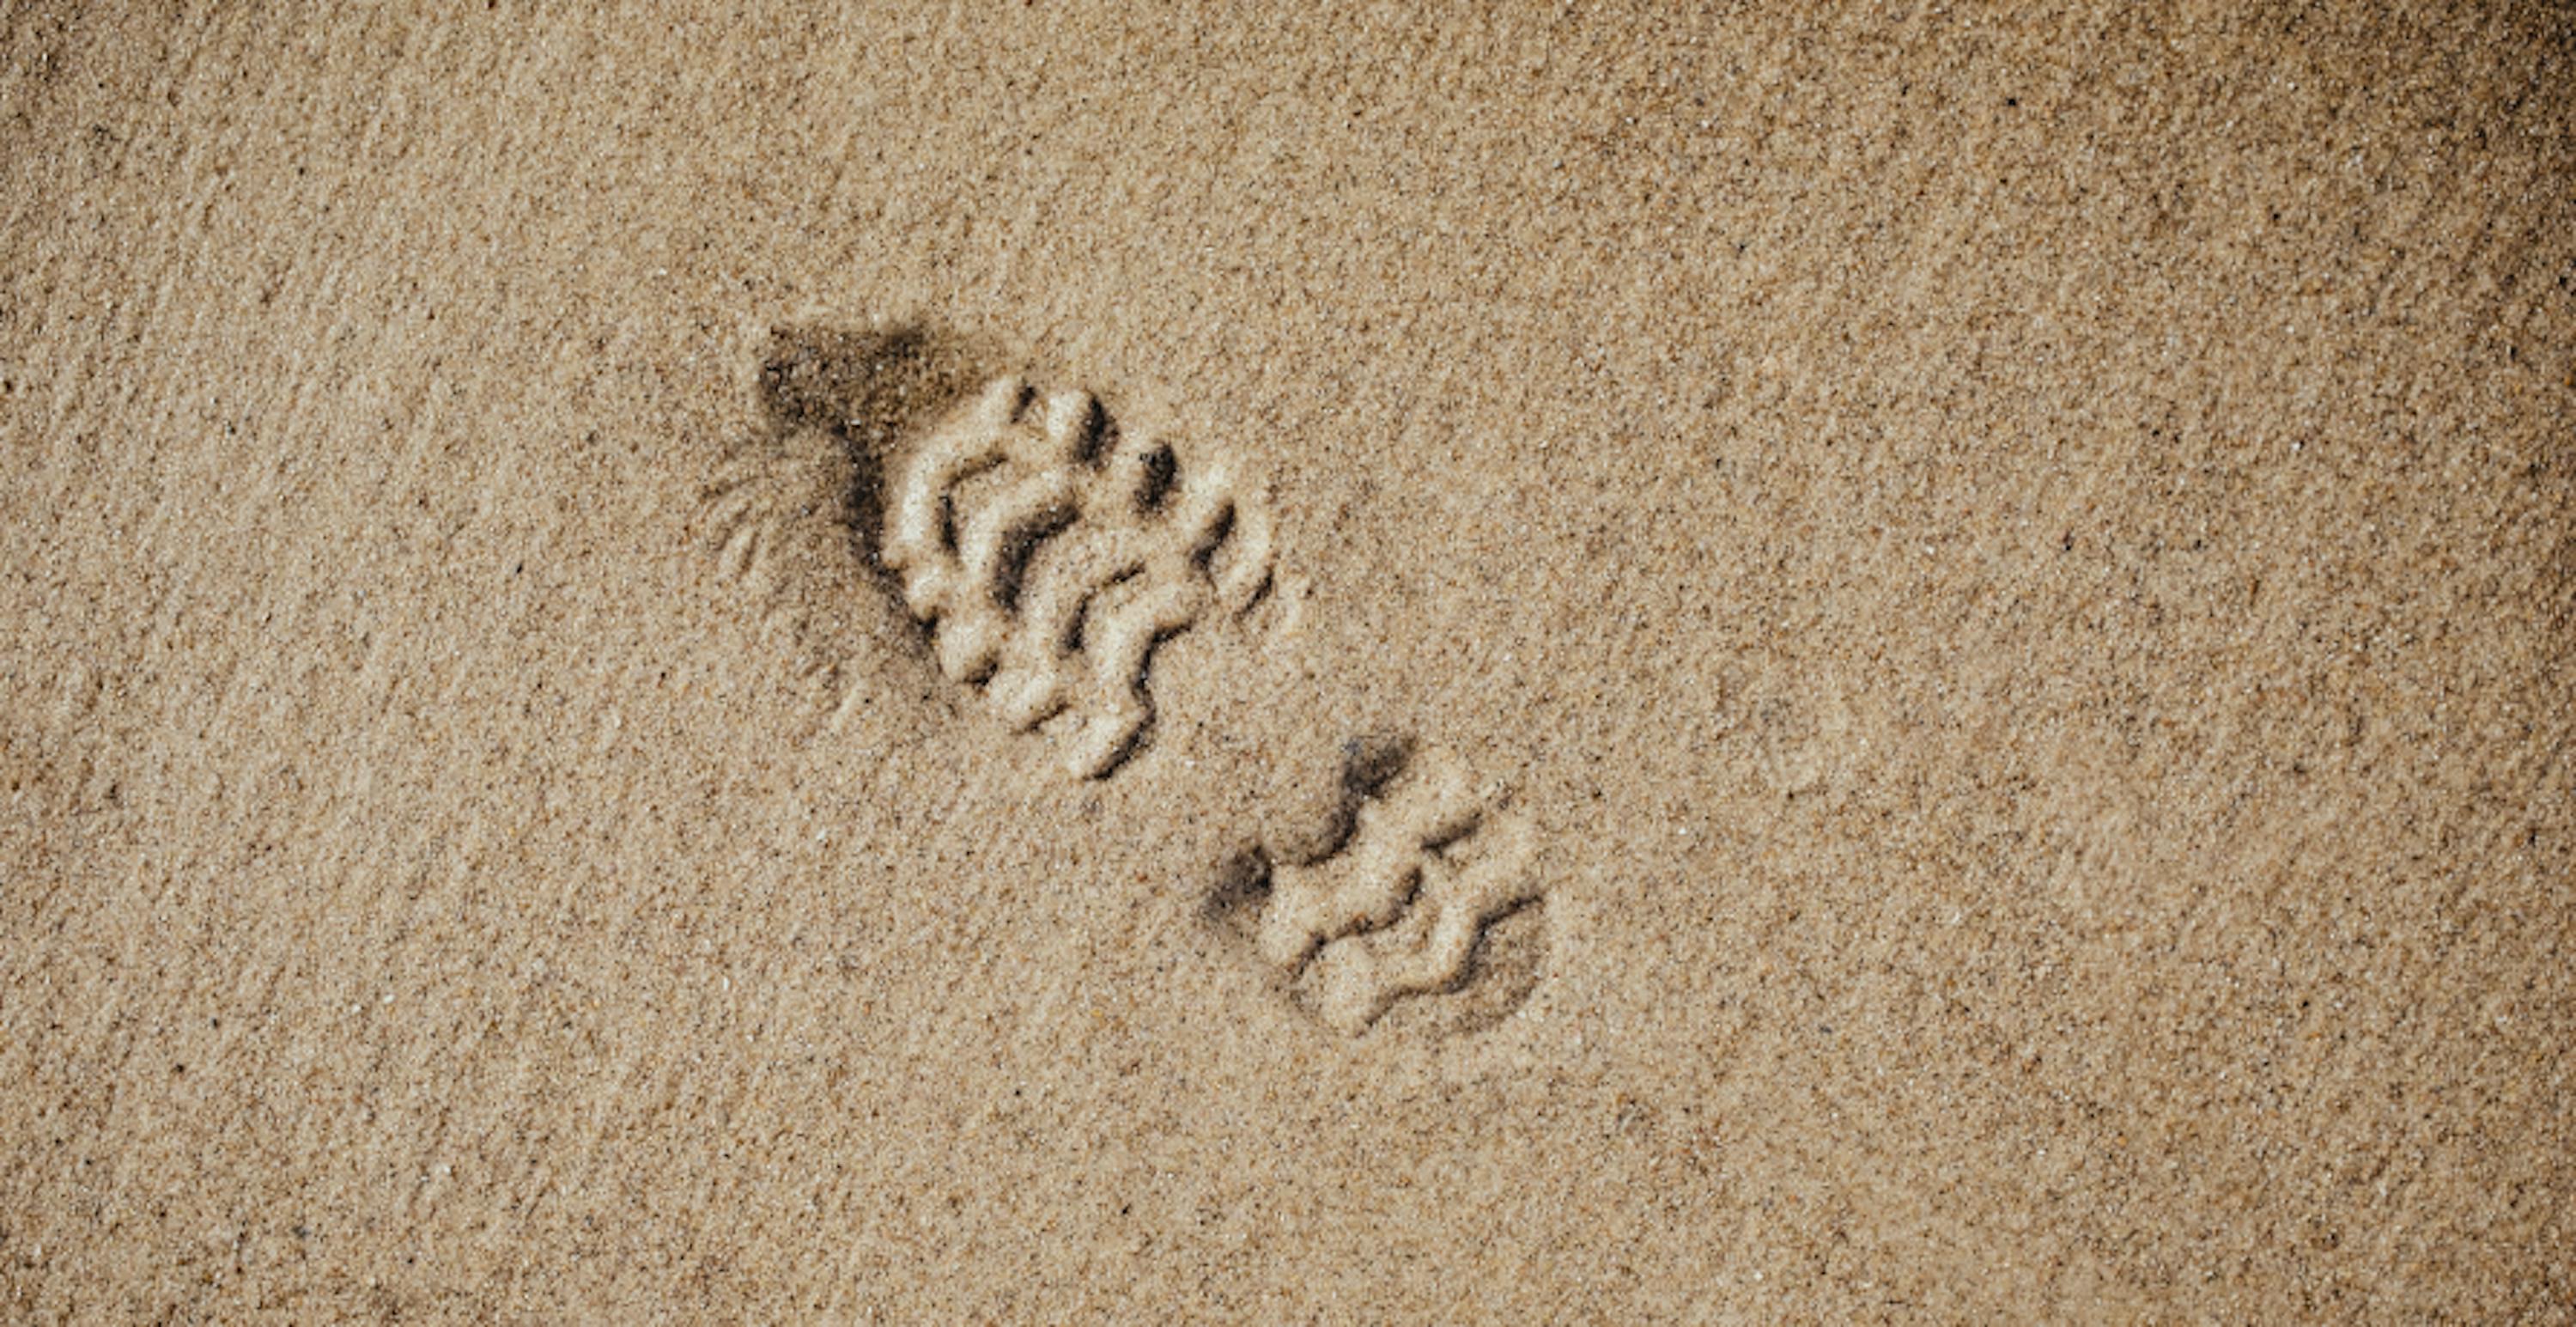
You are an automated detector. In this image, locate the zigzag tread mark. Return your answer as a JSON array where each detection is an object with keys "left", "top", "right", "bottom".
[{"left": 884, "top": 374, "right": 1273, "bottom": 778}]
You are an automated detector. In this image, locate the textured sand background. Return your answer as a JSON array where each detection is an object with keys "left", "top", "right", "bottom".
[{"left": 4, "top": 2, "right": 2573, "bottom": 1318}]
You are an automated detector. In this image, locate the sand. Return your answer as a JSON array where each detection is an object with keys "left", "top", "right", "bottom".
[{"left": 3, "top": 1, "right": 2572, "bottom": 1318}]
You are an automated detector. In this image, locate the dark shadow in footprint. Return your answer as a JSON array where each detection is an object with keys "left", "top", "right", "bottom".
[
  {"left": 1293, "top": 733, "right": 1414, "bottom": 863},
  {"left": 1340, "top": 733, "right": 1413, "bottom": 798},
  {"left": 1201, "top": 848, "right": 1273, "bottom": 938},
  {"left": 1200, "top": 731, "right": 1413, "bottom": 929},
  {"left": 755, "top": 320, "right": 984, "bottom": 602}
]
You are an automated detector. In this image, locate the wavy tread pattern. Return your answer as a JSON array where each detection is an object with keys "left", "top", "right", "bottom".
[
  {"left": 883, "top": 376, "right": 1271, "bottom": 777},
  {"left": 1252, "top": 746, "right": 1544, "bottom": 1033}
]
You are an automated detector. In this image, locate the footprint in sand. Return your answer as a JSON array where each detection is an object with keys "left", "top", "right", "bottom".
[{"left": 703, "top": 318, "right": 1549, "bottom": 1036}]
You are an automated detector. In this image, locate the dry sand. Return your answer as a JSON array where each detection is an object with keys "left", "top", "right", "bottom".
[{"left": 3, "top": 2, "right": 2573, "bottom": 1318}]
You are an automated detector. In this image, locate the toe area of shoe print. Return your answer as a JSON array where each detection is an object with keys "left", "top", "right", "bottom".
[{"left": 881, "top": 374, "right": 1273, "bottom": 778}]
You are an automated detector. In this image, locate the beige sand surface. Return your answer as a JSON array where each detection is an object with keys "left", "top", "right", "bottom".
[{"left": 4, "top": 2, "right": 2573, "bottom": 1318}]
